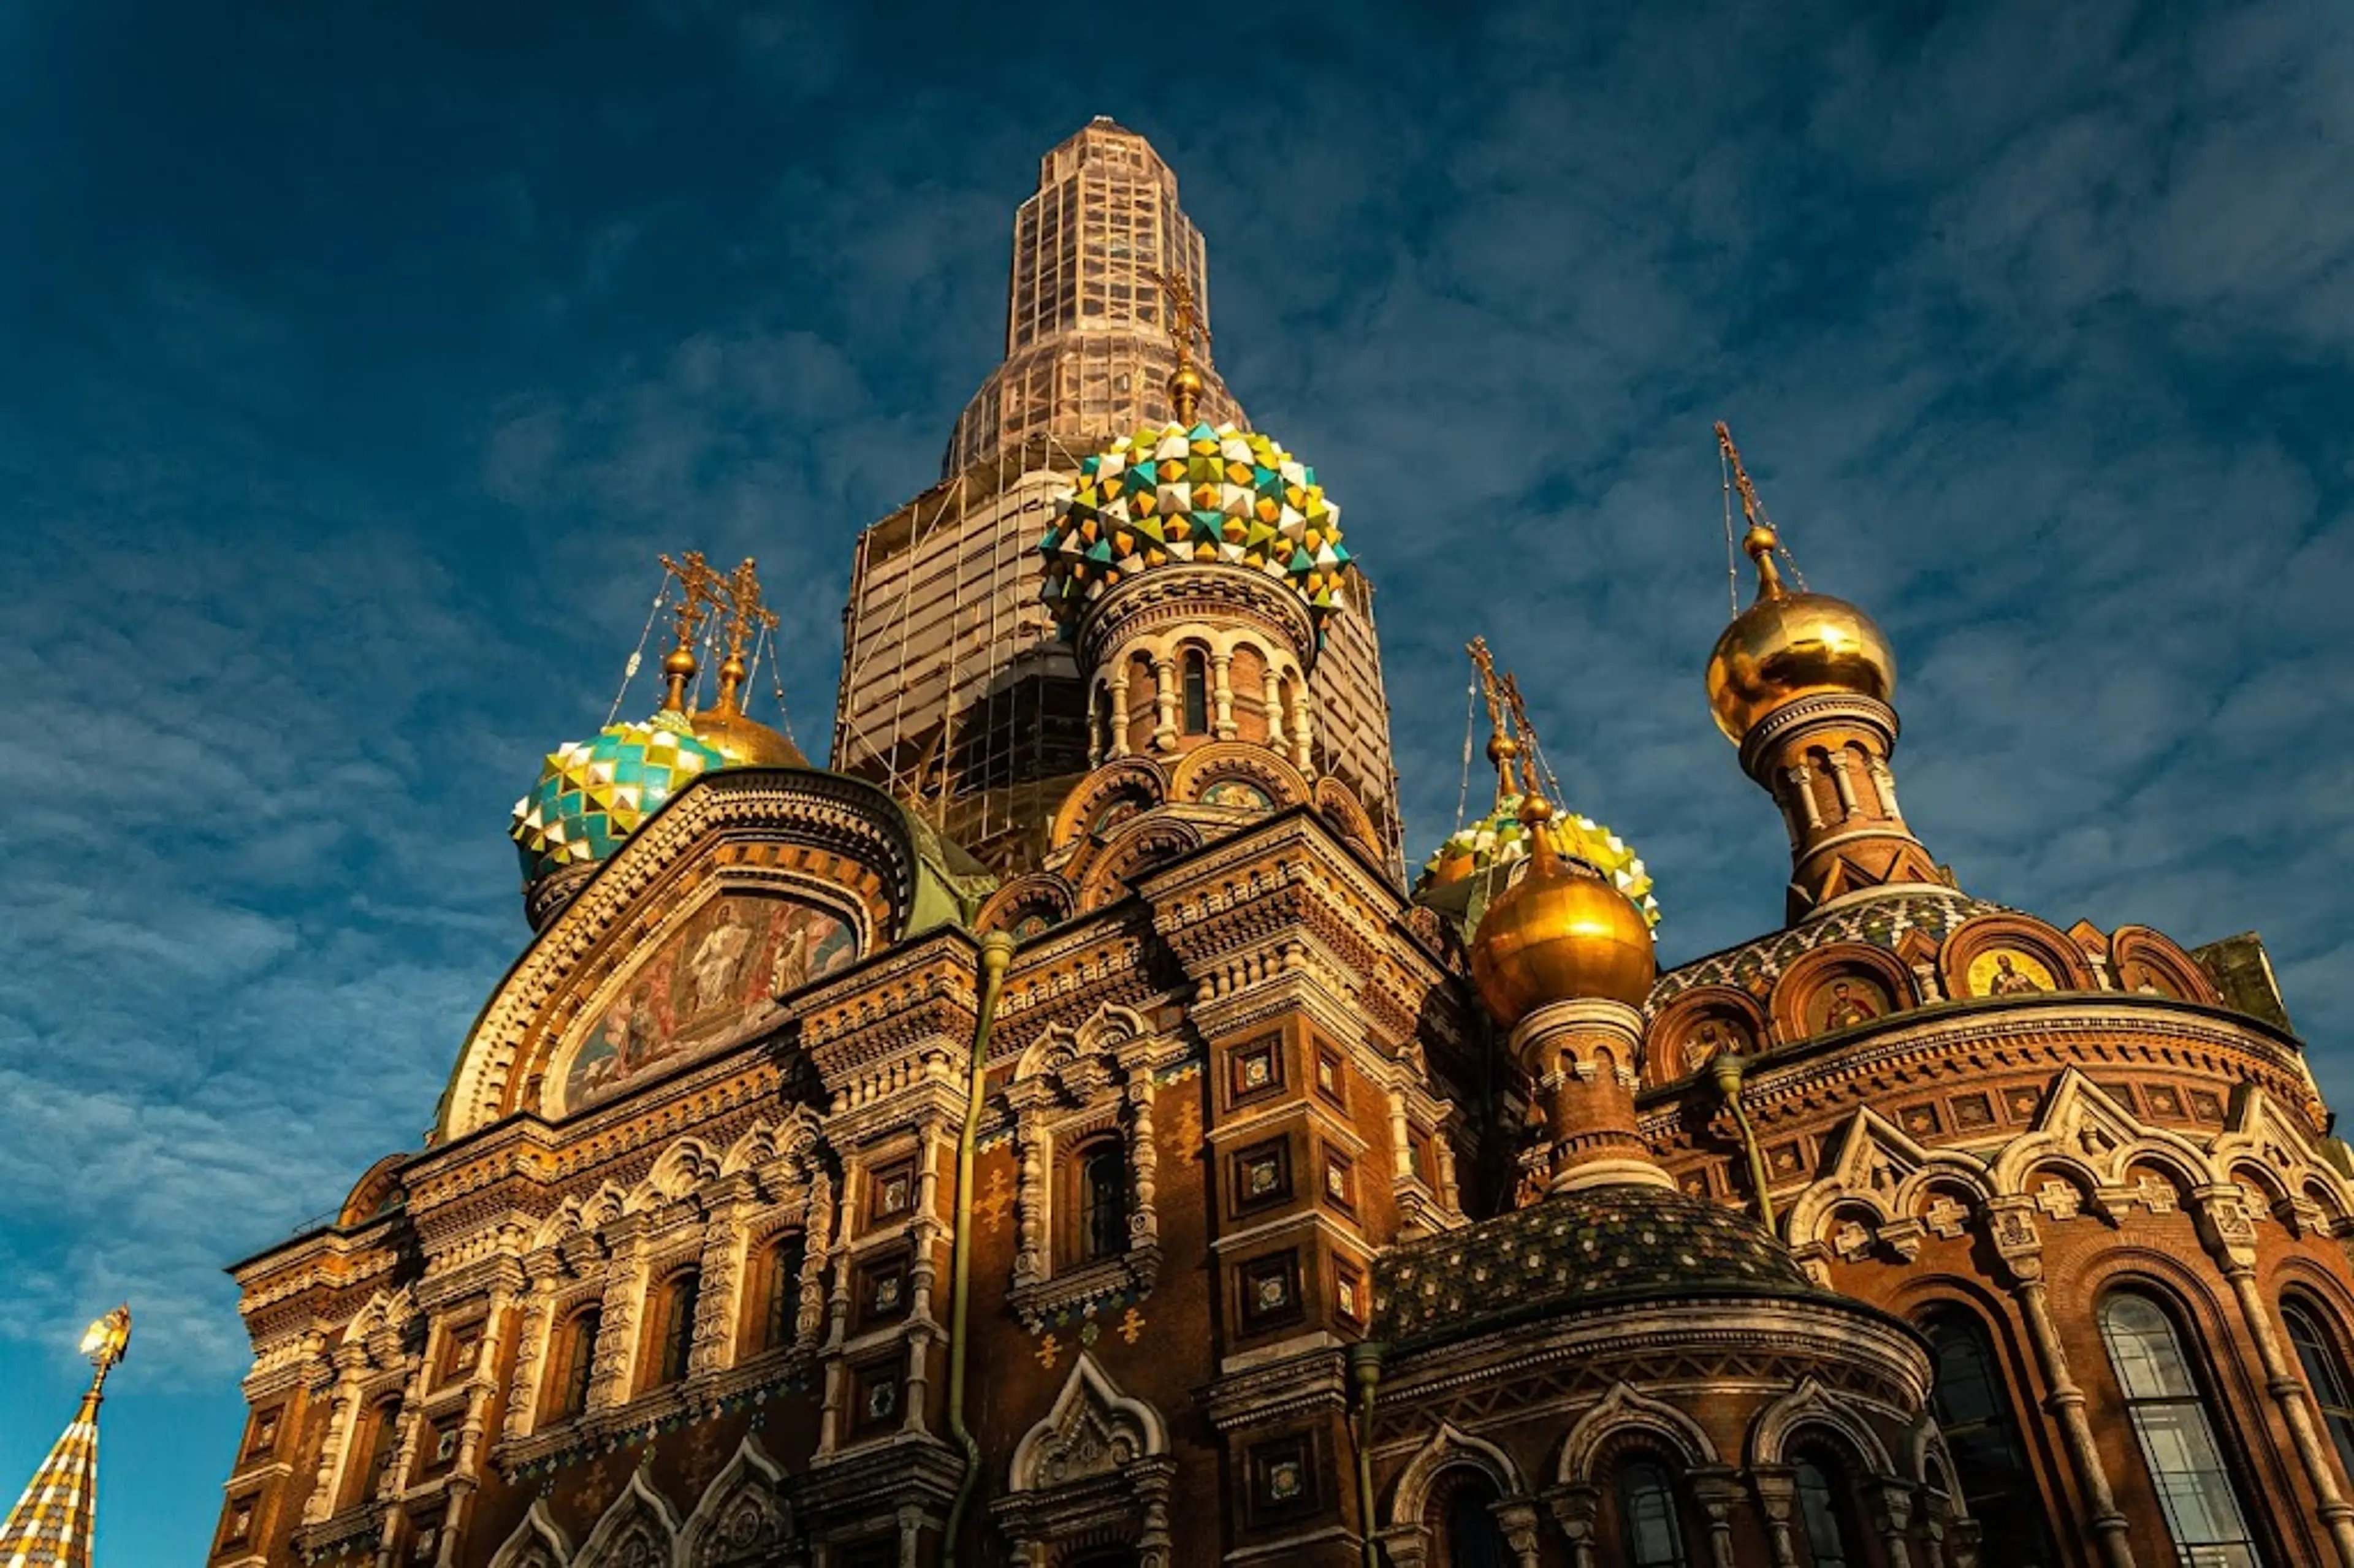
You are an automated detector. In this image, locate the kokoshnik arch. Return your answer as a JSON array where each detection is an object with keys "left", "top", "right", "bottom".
[{"left": 177, "top": 119, "right": 2354, "bottom": 1568}]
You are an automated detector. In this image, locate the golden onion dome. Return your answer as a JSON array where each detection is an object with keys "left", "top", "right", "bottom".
[
  {"left": 1704, "top": 523, "right": 1896, "bottom": 742},
  {"left": 1470, "top": 794, "right": 1658, "bottom": 1026},
  {"left": 691, "top": 653, "right": 809, "bottom": 767}
]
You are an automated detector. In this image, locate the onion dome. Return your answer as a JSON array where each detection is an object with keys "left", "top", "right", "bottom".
[
  {"left": 1419, "top": 794, "right": 1658, "bottom": 928},
  {"left": 1470, "top": 793, "right": 1658, "bottom": 1025},
  {"left": 509, "top": 711, "right": 726, "bottom": 883},
  {"left": 691, "top": 652, "right": 808, "bottom": 769},
  {"left": 1037, "top": 420, "right": 1354, "bottom": 632},
  {"left": 1705, "top": 522, "right": 1895, "bottom": 742}
]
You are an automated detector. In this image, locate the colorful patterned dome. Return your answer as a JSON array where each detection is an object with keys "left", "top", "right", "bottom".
[
  {"left": 509, "top": 713, "right": 727, "bottom": 883},
  {"left": 1038, "top": 421, "right": 1354, "bottom": 632},
  {"left": 1418, "top": 795, "right": 1660, "bottom": 927}
]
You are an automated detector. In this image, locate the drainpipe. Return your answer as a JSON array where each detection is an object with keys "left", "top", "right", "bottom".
[
  {"left": 943, "top": 932, "right": 1016, "bottom": 1568},
  {"left": 1350, "top": 1341, "right": 1386, "bottom": 1568},
  {"left": 1710, "top": 1052, "right": 1776, "bottom": 1230}
]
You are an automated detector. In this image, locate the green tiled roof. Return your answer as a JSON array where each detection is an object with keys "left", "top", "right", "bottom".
[{"left": 1374, "top": 1186, "right": 1820, "bottom": 1350}]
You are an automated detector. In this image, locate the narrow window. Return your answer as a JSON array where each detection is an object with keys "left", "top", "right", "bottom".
[
  {"left": 653, "top": 1269, "right": 700, "bottom": 1385},
  {"left": 2285, "top": 1300, "right": 2354, "bottom": 1483},
  {"left": 1094, "top": 682, "right": 1114, "bottom": 758},
  {"left": 1181, "top": 649, "right": 1209, "bottom": 734},
  {"left": 1078, "top": 1143, "right": 1128, "bottom": 1262},
  {"left": 1922, "top": 1309, "right": 2060, "bottom": 1564},
  {"left": 763, "top": 1234, "right": 807, "bottom": 1351},
  {"left": 2100, "top": 1292, "right": 2261, "bottom": 1567},
  {"left": 1440, "top": 1474, "right": 1509, "bottom": 1568},
  {"left": 349, "top": 1396, "right": 401, "bottom": 1507},
  {"left": 1617, "top": 1458, "right": 1691, "bottom": 1567},
  {"left": 554, "top": 1308, "right": 600, "bottom": 1420},
  {"left": 1794, "top": 1455, "right": 1852, "bottom": 1568}
]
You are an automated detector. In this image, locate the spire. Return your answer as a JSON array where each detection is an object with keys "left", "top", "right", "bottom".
[{"left": 1, "top": 1307, "right": 129, "bottom": 1568}]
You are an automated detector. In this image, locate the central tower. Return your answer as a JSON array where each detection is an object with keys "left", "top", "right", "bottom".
[{"left": 832, "top": 119, "right": 1400, "bottom": 877}]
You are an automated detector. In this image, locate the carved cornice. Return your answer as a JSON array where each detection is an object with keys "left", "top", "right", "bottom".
[
  {"left": 1076, "top": 562, "right": 1319, "bottom": 674},
  {"left": 1737, "top": 692, "right": 1900, "bottom": 778}
]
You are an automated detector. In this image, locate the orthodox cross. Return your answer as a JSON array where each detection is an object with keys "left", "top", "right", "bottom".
[
  {"left": 718, "top": 556, "right": 779, "bottom": 662},
  {"left": 1151, "top": 265, "right": 1209, "bottom": 367},
  {"left": 1465, "top": 636, "right": 1521, "bottom": 801},
  {"left": 1713, "top": 421, "right": 1805, "bottom": 593},
  {"left": 658, "top": 550, "right": 725, "bottom": 653}
]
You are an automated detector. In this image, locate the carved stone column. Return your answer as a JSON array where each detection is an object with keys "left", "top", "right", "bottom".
[
  {"left": 438, "top": 1277, "right": 519, "bottom": 1568},
  {"left": 1690, "top": 1466, "right": 1744, "bottom": 1568},
  {"left": 1211, "top": 650, "right": 1236, "bottom": 739},
  {"left": 1543, "top": 1482, "right": 1601, "bottom": 1568},
  {"left": 1984, "top": 1198, "right": 2135, "bottom": 1568},
  {"left": 692, "top": 1193, "right": 752, "bottom": 1377},
  {"left": 1870, "top": 1479, "right": 1915, "bottom": 1568},
  {"left": 1262, "top": 669, "right": 1286, "bottom": 749},
  {"left": 1824, "top": 750, "right": 1861, "bottom": 819},
  {"left": 1783, "top": 763, "right": 1824, "bottom": 832},
  {"left": 1290, "top": 685, "right": 1314, "bottom": 773},
  {"left": 1108, "top": 671, "right": 1132, "bottom": 759},
  {"left": 1750, "top": 1466, "right": 1799, "bottom": 1568},
  {"left": 1126, "top": 1068, "right": 1161, "bottom": 1255},
  {"left": 587, "top": 1228, "right": 649, "bottom": 1411},
  {"left": 798, "top": 1169, "right": 834, "bottom": 1349},
  {"left": 305, "top": 1345, "right": 368, "bottom": 1523},
  {"left": 2195, "top": 1185, "right": 2354, "bottom": 1566},
  {"left": 1012, "top": 1108, "right": 1048, "bottom": 1288},
  {"left": 503, "top": 1261, "right": 560, "bottom": 1441},
  {"left": 1492, "top": 1498, "right": 1541, "bottom": 1568}
]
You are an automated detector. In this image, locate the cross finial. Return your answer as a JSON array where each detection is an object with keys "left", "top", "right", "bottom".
[
  {"left": 1151, "top": 265, "right": 1209, "bottom": 424},
  {"left": 713, "top": 557, "right": 780, "bottom": 714},
  {"left": 657, "top": 550, "right": 725, "bottom": 712},
  {"left": 1466, "top": 637, "right": 1527, "bottom": 803},
  {"left": 1713, "top": 422, "right": 1796, "bottom": 601}
]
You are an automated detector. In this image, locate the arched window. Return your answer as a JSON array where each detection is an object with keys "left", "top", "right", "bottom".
[
  {"left": 1617, "top": 1458, "right": 1691, "bottom": 1568},
  {"left": 2287, "top": 1298, "right": 2354, "bottom": 1483},
  {"left": 1792, "top": 1453, "right": 1853, "bottom": 1568},
  {"left": 650, "top": 1268, "right": 700, "bottom": 1387},
  {"left": 2100, "top": 1292, "right": 2260, "bottom": 1567},
  {"left": 551, "top": 1307, "right": 600, "bottom": 1421},
  {"left": 347, "top": 1395, "right": 402, "bottom": 1507},
  {"left": 1181, "top": 649, "right": 1209, "bottom": 735},
  {"left": 762, "top": 1233, "right": 806, "bottom": 1352},
  {"left": 1435, "top": 1471, "right": 1509, "bottom": 1568},
  {"left": 1922, "top": 1308, "right": 2059, "bottom": 1564},
  {"left": 1077, "top": 1142, "right": 1128, "bottom": 1263}
]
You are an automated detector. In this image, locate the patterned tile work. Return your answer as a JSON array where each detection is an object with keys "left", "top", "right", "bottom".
[
  {"left": 1038, "top": 421, "right": 1353, "bottom": 630},
  {"left": 1373, "top": 1187, "right": 1819, "bottom": 1348},
  {"left": 1647, "top": 889, "right": 2007, "bottom": 1010},
  {"left": 509, "top": 713, "right": 728, "bottom": 882},
  {"left": 1415, "top": 793, "right": 1660, "bottom": 938},
  {"left": 0, "top": 1402, "right": 99, "bottom": 1568}
]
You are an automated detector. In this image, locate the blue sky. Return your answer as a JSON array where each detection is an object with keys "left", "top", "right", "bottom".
[{"left": 6, "top": 0, "right": 2354, "bottom": 1555}]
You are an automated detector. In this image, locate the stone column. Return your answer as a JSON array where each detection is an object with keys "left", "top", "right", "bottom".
[
  {"left": 1012, "top": 1108, "right": 1048, "bottom": 1287},
  {"left": 1751, "top": 1467, "right": 1799, "bottom": 1568},
  {"left": 2195, "top": 1186, "right": 2354, "bottom": 1566},
  {"left": 1127, "top": 1068, "right": 1160, "bottom": 1253},
  {"left": 1870, "top": 1479, "right": 1916, "bottom": 1568},
  {"left": 1783, "top": 763, "right": 1824, "bottom": 832},
  {"left": 692, "top": 1193, "right": 752, "bottom": 1377},
  {"left": 1263, "top": 670, "right": 1286, "bottom": 749},
  {"left": 1984, "top": 1199, "right": 2135, "bottom": 1567},
  {"left": 1824, "top": 750, "right": 1861, "bottom": 819},
  {"left": 1544, "top": 1483, "right": 1601, "bottom": 1568},
  {"left": 1108, "top": 670, "right": 1132, "bottom": 759},
  {"left": 587, "top": 1228, "right": 649, "bottom": 1411},
  {"left": 1690, "top": 1467, "right": 1744, "bottom": 1568},
  {"left": 1492, "top": 1498, "right": 1541, "bottom": 1568},
  {"left": 1212, "top": 650, "right": 1236, "bottom": 738},
  {"left": 503, "top": 1261, "right": 560, "bottom": 1441},
  {"left": 305, "top": 1346, "right": 368, "bottom": 1523},
  {"left": 1290, "top": 685, "right": 1314, "bottom": 772},
  {"left": 798, "top": 1170, "right": 834, "bottom": 1349},
  {"left": 438, "top": 1277, "right": 519, "bottom": 1568}
]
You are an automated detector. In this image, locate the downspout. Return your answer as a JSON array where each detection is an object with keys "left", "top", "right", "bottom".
[
  {"left": 943, "top": 932, "right": 1016, "bottom": 1568},
  {"left": 1350, "top": 1341, "right": 1386, "bottom": 1568},
  {"left": 1710, "top": 1052, "right": 1775, "bottom": 1230}
]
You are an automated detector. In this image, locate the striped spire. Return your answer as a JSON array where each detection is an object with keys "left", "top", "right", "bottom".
[{"left": 0, "top": 1306, "right": 129, "bottom": 1568}]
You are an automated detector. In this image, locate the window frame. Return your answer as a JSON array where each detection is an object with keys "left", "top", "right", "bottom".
[
  {"left": 2283, "top": 1295, "right": 2354, "bottom": 1486},
  {"left": 759, "top": 1231, "right": 807, "bottom": 1353},
  {"left": 1075, "top": 1138, "right": 1130, "bottom": 1264},
  {"left": 1918, "top": 1304, "right": 2059, "bottom": 1565},
  {"left": 647, "top": 1267, "right": 701, "bottom": 1389},
  {"left": 1789, "top": 1444, "right": 1859, "bottom": 1568},
  {"left": 2098, "top": 1288, "right": 2264, "bottom": 1568},
  {"left": 548, "top": 1306, "right": 601, "bottom": 1423},
  {"left": 1613, "top": 1454, "right": 1693, "bottom": 1568},
  {"left": 1180, "top": 648, "right": 1210, "bottom": 736}
]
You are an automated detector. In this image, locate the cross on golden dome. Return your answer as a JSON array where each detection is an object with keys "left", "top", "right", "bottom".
[{"left": 1150, "top": 265, "right": 1209, "bottom": 424}]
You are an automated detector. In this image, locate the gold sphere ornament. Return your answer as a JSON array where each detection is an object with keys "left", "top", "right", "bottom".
[
  {"left": 1704, "top": 523, "right": 1895, "bottom": 742},
  {"left": 1470, "top": 795, "right": 1658, "bottom": 1025}
]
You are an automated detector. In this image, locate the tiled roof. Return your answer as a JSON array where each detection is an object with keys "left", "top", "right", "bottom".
[
  {"left": 1648, "top": 889, "right": 2006, "bottom": 1010},
  {"left": 1374, "top": 1186, "right": 1821, "bottom": 1350}
]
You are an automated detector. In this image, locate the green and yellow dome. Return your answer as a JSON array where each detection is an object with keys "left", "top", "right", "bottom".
[
  {"left": 509, "top": 712, "right": 726, "bottom": 883},
  {"left": 1417, "top": 794, "right": 1659, "bottom": 931},
  {"left": 1038, "top": 421, "right": 1354, "bottom": 631}
]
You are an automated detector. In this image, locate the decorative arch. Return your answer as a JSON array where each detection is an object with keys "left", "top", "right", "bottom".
[
  {"left": 718, "top": 1104, "right": 825, "bottom": 1179},
  {"left": 975, "top": 873, "right": 1078, "bottom": 942},
  {"left": 1645, "top": 986, "right": 1770, "bottom": 1085},
  {"left": 486, "top": 1501, "right": 573, "bottom": 1568},
  {"left": 1073, "top": 817, "right": 1203, "bottom": 912},
  {"left": 1312, "top": 775, "right": 1382, "bottom": 858},
  {"left": 338, "top": 1154, "right": 406, "bottom": 1228},
  {"left": 1555, "top": 1384, "right": 1718, "bottom": 1486},
  {"left": 647, "top": 1138, "right": 723, "bottom": 1203},
  {"left": 576, "top": 1467, "right": 684, "bottom": 1567},
  {"left": 1012, "top": 1003, "right": 1155, "bottom": 1094},
  {"left": 1388, "top": 1420, "right": 1529, "bottom": 1529},
  {"left": 1782, "top": 1106, "right": 1995, "bottom": 1274},
  {"left": 1939, "top": 913, "right": 2097, "bottom": 1000},
  {"left": 994, "top": 1354, "right": 1175, "bottom": 1568},
  {"left": 1168, "top": 739, "right": 1310, "bottom": 813},
  {"left": 1770, "top": 942, "right": 1918, "bottom": 1041},
  {"left": 680, "top": 1435, "right": 792, "bottom": 1566},
  {"left": 1047, "top": 757, "right": 1170, "bottom": 853},
  {"left": 1748, "top": 1376, "right": 1895, "bottom": 1474},
  {"left": 2108, "top": 924, "right": 2222, "bottom": 1004},
  {"left": 441, "top": 770, "right": 932, "bottom": 1139},
  {"left": 1986, "top": 1068, "right": 2218, "bottom": 1200}
]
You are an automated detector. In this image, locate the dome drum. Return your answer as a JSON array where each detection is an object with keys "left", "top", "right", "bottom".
[
  {"left": 1072, "top": 559, "right": 1320, "bottom": 676},
  {"left": 1734, "top": 690, "right": 1900, "bottom": 782}
]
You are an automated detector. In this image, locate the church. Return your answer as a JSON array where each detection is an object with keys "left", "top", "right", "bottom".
[{"left": 197, "top": 119, "right": 2354, "bottom": 1568}]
